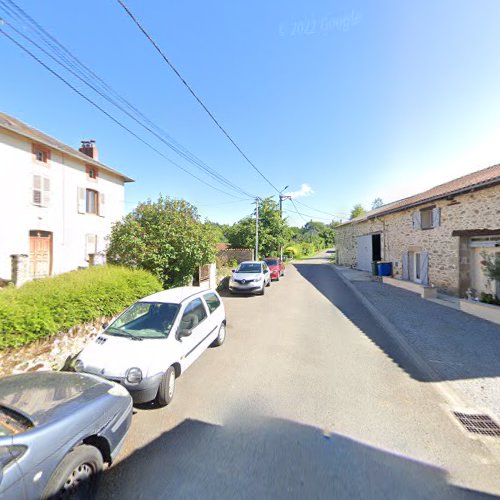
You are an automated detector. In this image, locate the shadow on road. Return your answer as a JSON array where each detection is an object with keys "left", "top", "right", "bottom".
[
  {"left": 99, "top": 416, "right": 492, "bottom": 499},
  {"left": 294, "top": 262, "right": 500, "bottom": 385},
  {"left": 293, "top": 263, "right": 432, "bottom": 381}
]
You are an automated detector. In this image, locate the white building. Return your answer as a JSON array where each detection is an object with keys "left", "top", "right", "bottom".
[{"left": 0, "top": 112, "right": 133, "bottom": 282}]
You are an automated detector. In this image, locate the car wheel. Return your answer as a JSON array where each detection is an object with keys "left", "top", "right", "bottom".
[
  {"left": 275, "top": 275, "right": 280, "bottom": 282},
  {"left": 212, "top": 323, "right": 226, "bottom": 347},
  {"left": 42, "top": 445, "right": 103, "bottom": 500},
  {"left": 266, "top": 279, "right": 271, "bottom": 287},
  {"left": 156, "top": 366, "right": 176, "bottom": 407},
  {"left": 259, "top": 284, "right": 265, "bottom": 295}
]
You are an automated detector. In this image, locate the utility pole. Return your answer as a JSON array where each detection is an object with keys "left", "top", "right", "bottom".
[
  {"left": 279, "top": 186, "right": 291, "bottom": 261},
  {"left": 255, "top": 197, "right": 259, "bottom": 261}
]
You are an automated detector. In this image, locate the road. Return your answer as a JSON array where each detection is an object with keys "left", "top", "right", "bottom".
[{"left": 99, "top": 253, "right": 500, "bottom": 499}]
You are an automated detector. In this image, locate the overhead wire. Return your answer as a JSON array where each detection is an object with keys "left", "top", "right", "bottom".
[
  {"left": 115, "top": 0, "right": 280, "bottom": 194},
  {"left": 0, "top": 0, "right": 255, "bottom": 200},
  {"left": 294, "top": 199, "right": 349, "bottom": 218},
  {"left": 0, "top": 27, "right": 253, "bottom": 201}
]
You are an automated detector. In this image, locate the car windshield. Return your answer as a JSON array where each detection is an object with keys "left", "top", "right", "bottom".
[
  {"left": 237, "top": 263, "right": 262, "bottom": 273},
  {"left": 106, "top": 302, "right": 180, "bottom": 339},
  {"left": 0, "top": 406, "right": 33, "bottom": 436},
  {"left": 264, "top": 259, "right": 278, "bottom": 266}
]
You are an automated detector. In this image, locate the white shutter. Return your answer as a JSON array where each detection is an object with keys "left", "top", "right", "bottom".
[
  {"left": 77, "top": 187, "right": 86, "bottom": 214},
  {"left": 42, "top": 177, "right": 50, "bottom": 207},
  {"left": 420, "top": 251, "right": 429, "bottom": 285},
  {"left": 432, "top": 207, "right": 441, "bottom": 227},
  {"left": 412, "top": 211, "right": 421, "bottom": 230},
  {"left": 402, "top": 251, "right": 409, "bottom": 280},
  {"left": 99, "top": 192, "right": 105, "bottom": 217},
  {"left": 33, "top": 175, "right": 42, "bottom": 205},
  {"left": 85, "top": 234, "right": 97, "bottom": 258}
]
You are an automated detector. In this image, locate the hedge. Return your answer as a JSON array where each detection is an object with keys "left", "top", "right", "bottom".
[
  {"left": 285, "top": 242, "right": 321, "bottom": 260},
  {"left": 0, "top": 266, "right": 162, "bottom": 350}
]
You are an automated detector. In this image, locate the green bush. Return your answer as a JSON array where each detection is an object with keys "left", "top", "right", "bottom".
[{"left": 0, "top": 266, "right": 162, "bottom": 350}]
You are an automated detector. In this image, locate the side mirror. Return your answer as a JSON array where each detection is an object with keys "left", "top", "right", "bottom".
[
  {"left": 231, "top": 269, "right": 236, "bottom": 273},
  {"left": 102, "top": 322, "right": 109, "bottom": 330},
  {"left": 178, "top": 328, "right": 192, "bottom": 338}
]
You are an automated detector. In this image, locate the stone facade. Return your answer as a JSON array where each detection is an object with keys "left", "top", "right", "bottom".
[
  {"left": 0, "top": 317, "right": 110, "bottom": 377},
  {"left": 336, "top": 184, "right": 500, "bottom": 295}
]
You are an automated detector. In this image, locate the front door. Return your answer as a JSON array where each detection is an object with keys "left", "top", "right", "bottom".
[
  {"left": 29, "top": 230, "right": 52, "bottom": 278},
  {"left": 356, "top": 235, "right": 372, "bottom": 271}
]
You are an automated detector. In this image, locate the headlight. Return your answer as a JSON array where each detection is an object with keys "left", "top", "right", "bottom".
[
  {"left": 74, "top": 359, "right": 84, "bottom": 372},
  {"left": 126, "top": 367, "right": 142, "bottom": 384},
  {"left": 255, "top": 276, "right": 263, "bottom": 281}
]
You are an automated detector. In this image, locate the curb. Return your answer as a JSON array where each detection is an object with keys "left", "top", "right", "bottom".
[{"left": 330, "top": 265, "right": 467, "bottom": 408}]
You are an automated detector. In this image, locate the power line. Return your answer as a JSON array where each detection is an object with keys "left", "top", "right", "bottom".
[
  {"left": 294, "top": 199, "right": 348, "bottom": 218},
  {"left": 0, "top": 0, "right": 255, "bottom": 200},
  {"left": 0, "top": 26, "right": 252, "bottom": 201},
  {"left": 115, "top": 0, "right": 280, "bottom": 194}
]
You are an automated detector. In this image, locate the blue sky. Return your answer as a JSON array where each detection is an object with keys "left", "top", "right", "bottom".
[{"left": 2, "top": 0, "right": 500, "bottom": 226}]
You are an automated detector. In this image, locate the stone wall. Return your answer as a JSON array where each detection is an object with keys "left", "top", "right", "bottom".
[
  {"left": 217, "top": 248, "right": 254, "bottom": 266},
  {"left": 0, "top": 317, "right": 110, "bottom": 377},
  {"left": 336, "top": 184, "right": 500, "bottom": 295}
]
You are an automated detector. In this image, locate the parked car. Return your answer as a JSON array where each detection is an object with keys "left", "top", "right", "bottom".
[
  {"left": 76, "top": 287, "right": 226, "bottom": 407},
  {"left": 229, "top": 260, "right": 271, "bottom": 295},
  {"left": 0, "top": 371, "right": 132, "bottom": 500},
  {"left": 263, "top": 257, "right": 285, "bottom": 281}
]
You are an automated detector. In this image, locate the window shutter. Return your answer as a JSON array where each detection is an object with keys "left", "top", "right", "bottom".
[
  {"left": 77, "top": 187, "right": 86, "bottom": 213},
  {"left": 85, "top": 234, "right": 97, "bottom": 258},
  {"left": 42, "top": 177, "right": 50, "bottom": 207},
  {"left": 420, "top": 251, "right": 429, "bottom": 285},
  {"left": 402, "top": 252, "right": 409, "bottom": 280},
  {"left": 99, "top": 192, "right": 105, "bottom": 217},
  {"left": 412, "top": 211, "right": 421, "bottom": 229},
  {"left": 33, "top": 175, "right": 42, "bottom": 205},
  {"left": 432, "top": 207, "right": 441, "bottom": 227}
]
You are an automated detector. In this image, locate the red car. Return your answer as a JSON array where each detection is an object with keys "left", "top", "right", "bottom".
[{"left": 263, "top": 257, "right": 285, "bottom": 281}]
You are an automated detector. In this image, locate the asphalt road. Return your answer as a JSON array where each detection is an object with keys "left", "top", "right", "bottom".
[{"left": 99, "top": 253, "right": 500, "bottom": 499}]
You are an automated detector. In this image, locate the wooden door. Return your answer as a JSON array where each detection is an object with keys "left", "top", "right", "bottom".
[{"left": 29, "top": 231, "right": 52, "bottom": 278}]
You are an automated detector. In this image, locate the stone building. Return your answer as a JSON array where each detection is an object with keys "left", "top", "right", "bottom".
[{"left": 335, "top": 164, "right": 500, "bottom": 297}]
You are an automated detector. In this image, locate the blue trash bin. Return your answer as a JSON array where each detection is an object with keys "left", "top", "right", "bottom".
[{"left": 377, "top": 262, "right": 393, "bottom": 277}]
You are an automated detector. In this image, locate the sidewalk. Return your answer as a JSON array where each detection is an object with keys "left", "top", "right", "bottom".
[{"left": 333, "top": 266, "right": 500, "bottom": 421}]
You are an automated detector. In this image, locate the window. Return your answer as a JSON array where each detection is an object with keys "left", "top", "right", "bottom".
[
  {"left": 420, "top": 208, "right": 433, "bottom": 229},
  {"left": 204, "top": 292, "right": 221, "bottom": 314},
  {"left": 32, "top": 175, "right": 50, "bottom": 207},
  {"left": 106, "top": 302, "right": 180, "bottom": 339},
  {"left": 413, "top": 207, "right": 440, "bottom": 230},
  {"left": 179, "top": 298, "right": 207, "bottom": 332},
  {"left": 86, "top": 189, "right": 98, "bottom": 214},
  {"left": 86, "top": 165, "right": 99, "bottom": 181},
  {"left": 32, "top": 144, "right": 50, "bottom": 164},
  {"left": 237, "top": 263, "right": 262, "bottom": 273}
]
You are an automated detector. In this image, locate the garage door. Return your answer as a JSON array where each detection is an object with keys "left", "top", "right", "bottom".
[{"left": 356, "top": 235, "right": 372, "bottom": 271}]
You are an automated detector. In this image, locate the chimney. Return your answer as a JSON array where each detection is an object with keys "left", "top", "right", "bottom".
[{"left": 79, "top": 139, "right": 98, "bottom": 160}]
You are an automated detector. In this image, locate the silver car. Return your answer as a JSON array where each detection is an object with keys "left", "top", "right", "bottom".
[
  {"left": 229, "top": 261, "right": 271, "bottom": 295},
  {"left": 0, "top": 371, "right": 133, "bottom": 499}
]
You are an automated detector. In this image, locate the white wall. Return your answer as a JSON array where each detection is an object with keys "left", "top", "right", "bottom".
[{"left": 0, "top": 128, "right": 127, "bottom": 280}]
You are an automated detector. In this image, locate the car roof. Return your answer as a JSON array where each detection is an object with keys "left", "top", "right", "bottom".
[
  {"left": 239, "top": 261, "right": 262, "bottom": 265},
  {"left": 139, "top": 286, "right": 216, "bottom": 305}
]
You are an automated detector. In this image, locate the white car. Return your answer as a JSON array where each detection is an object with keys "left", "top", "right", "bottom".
[
  {"left": 75, "top": 287, "right": 226, "bottom": 406},
  {"left": 229, "top": 260, "right": 271, "bottom": 295}
]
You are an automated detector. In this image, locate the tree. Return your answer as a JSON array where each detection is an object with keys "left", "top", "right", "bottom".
[
  {"left": 226, "top": 197, "right": 290, "bottom": 257},
  {"left": 107, "top": 196, "right": 216, "bottom": 288},
  {"left": 372, "top": 197, "right": 384, "bottom": 209},
  {"left": 350, "top": 204, "right": 366, "bottom": 220}
]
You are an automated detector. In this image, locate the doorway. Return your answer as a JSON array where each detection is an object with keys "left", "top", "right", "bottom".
[
  {"left": 372, "top": 234, "right": 381, "bottom": 262},
  {"left": 29, "top": 230, "right": 52, "bottom": 278}
]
